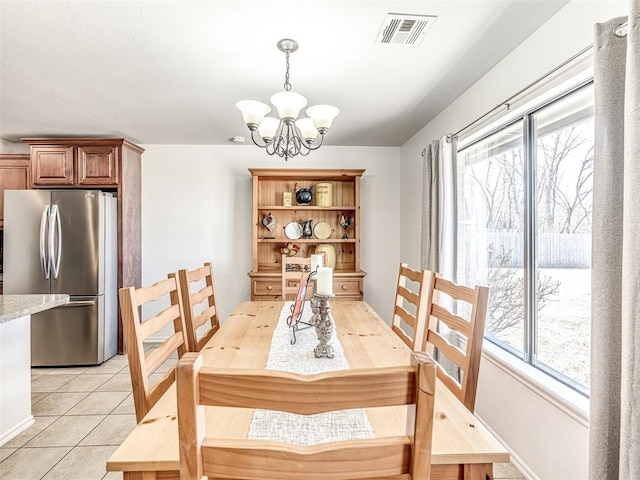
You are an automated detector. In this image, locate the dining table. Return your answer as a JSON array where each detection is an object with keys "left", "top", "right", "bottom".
[{"left": 106, "top": 300, "right": 510, "bottom": 480}]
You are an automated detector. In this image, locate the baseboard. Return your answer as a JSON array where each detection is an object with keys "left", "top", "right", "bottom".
[
  {"left": 0, "top": 415, "right": 34, "bottom": 447},
  {"left": 474, "top": 413, "right": 540, "bottom": 480}
]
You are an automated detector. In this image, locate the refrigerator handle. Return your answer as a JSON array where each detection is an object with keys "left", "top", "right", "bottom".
[
  {"left": 40, "top": 204, "right": 51, "bottom": 279},
  {"left": 49, "top": 204, "right": 62, "bottom": 279}
]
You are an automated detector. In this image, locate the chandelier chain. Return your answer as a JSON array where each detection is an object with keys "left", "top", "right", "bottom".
[{"left": 283, "top": 51, "right": 291, "bottom": 91}]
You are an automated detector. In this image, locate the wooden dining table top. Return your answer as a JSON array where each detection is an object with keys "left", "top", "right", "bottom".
[{"left": 107, "top": 300, "right": 509, "bottom": 476}]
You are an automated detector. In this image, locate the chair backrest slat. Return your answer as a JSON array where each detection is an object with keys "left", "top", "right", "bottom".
[
  {"left": 391, "top": 263, "right": 434, "bottom": 351},
  {"left": 119, "top": 277, "right": 188, "bottom": 423},
  {"left": 174, "top": 262, "right": 220, "bottom": 352},
  {"left": 201, "top": 438, "right": 411, "bottom": 480},
  {"left": 177, "top": 351, "right": 436, "bottom": 480},
  {"left": 423, "top": 275, "right": 489, "bottom": 412},
  {"left": 196, "top": 366, "right": 416, "bottom": 415}
]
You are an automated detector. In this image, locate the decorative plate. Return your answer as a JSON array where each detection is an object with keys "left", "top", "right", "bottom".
[
  {"left": 284, "top": 221, "right": 303, "bottom": 240},
  {"left": 313, "top": 221, "right": 332, "bottom": 240}
]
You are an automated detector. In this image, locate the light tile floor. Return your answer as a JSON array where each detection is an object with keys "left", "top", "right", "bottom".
[{"left": 0, "top": 352, "right": 525, "bottom": 480}]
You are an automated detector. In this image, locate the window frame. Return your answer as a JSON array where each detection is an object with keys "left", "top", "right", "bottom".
[{"left": 457, "top": 78, "right": 594, "bottom": 398}]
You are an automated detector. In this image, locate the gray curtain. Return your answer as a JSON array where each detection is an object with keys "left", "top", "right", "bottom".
[
  {"left": 420, "top": 135, "right": 457, "bottom": 278},
  {"left": 421, "top": 135, "right": 458, "bottom": 374},
  {"left": 589, "top": 5, "right": 639, "bottom": 480}
]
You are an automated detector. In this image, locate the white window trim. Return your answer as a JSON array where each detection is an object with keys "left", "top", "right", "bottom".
[{"left": 482, "top": 341, "right": 589, "bottom": 427}]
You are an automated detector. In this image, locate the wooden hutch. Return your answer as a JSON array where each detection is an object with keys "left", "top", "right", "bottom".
[{"left": 249, "top": 168, "right": 365, "bottom": 300}]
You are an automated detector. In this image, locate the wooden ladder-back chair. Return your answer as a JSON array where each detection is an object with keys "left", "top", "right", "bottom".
[
  {"left": 422, "top": 275, "right": 489, "bottom": 412},
  {"left": 281, "top": 255, "right": 313, "bottom": 301},
  {"left": 172, "top": 262, "right": 220, "bottom": 352},
  {"left": 177, "top": 350, "right": 436, "bottom": 480},
  {"left": 119, "top": 277, "right": 189, "bottom": 423},
  {"left": 391, "top": 263, "right": 434, "bottom": 351}
]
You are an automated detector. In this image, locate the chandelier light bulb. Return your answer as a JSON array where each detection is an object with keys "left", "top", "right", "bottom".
[
  {"left": 236, "top": 100, "right": 271, "bottom": 128},
  {"left": 270, "top": 91, "right": 307, "bottom": 120},
  {"left": 295, "top": 118, "right": 319, "bottom": 141},
  {"left": 257, "top": 117, "right": 280, "bottom": 141},
  {"left": 306, "top": 105, "right": 340, "bottom": 132}
]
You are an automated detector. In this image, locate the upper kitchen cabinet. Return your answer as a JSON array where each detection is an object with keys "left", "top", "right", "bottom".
[
  {"left": 0, "top": 154, "right": 31, "bottom": 228},
  {"left": 26, "top": 139, "right": 121, "bottom": 187},
  {"left": 22, "top": 137, "right": 144, "bottom": 353}
]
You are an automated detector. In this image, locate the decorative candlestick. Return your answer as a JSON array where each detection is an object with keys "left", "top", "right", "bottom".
[{"left": 311, "top": 293, "right": 335, "bottom": 358}]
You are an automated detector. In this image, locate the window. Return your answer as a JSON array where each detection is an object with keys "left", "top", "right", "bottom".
[{"left": 456, "top": 83, "right": 593, "bottom": 395}]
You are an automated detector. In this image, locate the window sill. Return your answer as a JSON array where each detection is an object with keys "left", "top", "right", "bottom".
[{"left": 482, "top": 342, "right": 589, "bottom": 427}]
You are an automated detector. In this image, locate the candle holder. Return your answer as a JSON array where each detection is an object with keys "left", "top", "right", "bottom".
[{"left": 310, "top": 293, "right": 335, "bottom": 358}]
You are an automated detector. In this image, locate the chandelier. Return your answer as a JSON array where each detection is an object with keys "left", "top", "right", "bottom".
[{"left": 236, "top": 39, "right": 339, "bottom": 161}]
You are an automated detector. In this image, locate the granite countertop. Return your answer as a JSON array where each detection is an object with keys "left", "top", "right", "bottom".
[{"left": 0, "top": 294, "right": 70, "bottom": 324}]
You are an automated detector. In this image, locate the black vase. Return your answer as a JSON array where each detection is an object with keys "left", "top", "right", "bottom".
[{"left": 295, "top": 188, "right": 313, "bottom": 205}]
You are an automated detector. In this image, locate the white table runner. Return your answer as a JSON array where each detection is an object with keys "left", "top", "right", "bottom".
[{"left": 247, "top": 301, "right": 374, "bottom": 445}]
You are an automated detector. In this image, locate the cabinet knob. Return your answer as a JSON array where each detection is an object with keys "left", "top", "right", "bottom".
[
  {"left": 267, "top": 285, "right": 273, "bottom": 291},
  {"left": 341, "top": 285, "right": 347, "bottom": 291}
]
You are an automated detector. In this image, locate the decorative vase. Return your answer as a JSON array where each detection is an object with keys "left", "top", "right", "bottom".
[
  {"left": 301, "top": 220, "right": 313, "bottom": 239},
  {"left": 314, "top": 244, "right": 336, "bottom": 269},
  {"left": 294, "top": 183, "right": 313, "bottom": 205}
]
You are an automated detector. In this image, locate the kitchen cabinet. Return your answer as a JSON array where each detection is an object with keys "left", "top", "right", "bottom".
[
  {"left": 248, "top": 168, "right": 365, "bottom": 300},
  {"left": 30, "top": 142, "right": 118, "bottom": 186},
  {"left": 0, "top": 154, "right": 31, "bottom": 229},
  {"left": 22, "top": 137, "right": 143, "bottom": 353}
]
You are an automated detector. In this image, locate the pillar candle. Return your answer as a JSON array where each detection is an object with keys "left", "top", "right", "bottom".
[
  {"left": 316, "top": 267, "right": 333, "bottom": 295},
  {"left": 310, "top": 254, "right": 324, "bottom": 272}
]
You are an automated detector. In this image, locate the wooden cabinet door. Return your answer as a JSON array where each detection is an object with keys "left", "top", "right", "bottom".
[
  {"left": 0, "top": 154, "right": 31, "bottom": 228},
  {"left": 31, "top": 146, "right": 74, "bottom": 185},
  {"left": 77, "top": 145, "right": 119, "bottom": 186}
]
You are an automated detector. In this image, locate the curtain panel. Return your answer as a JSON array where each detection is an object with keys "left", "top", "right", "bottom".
[
  {"left": 420, "top": 135, "right": 457, "bottom": 278},
  {"left": 589, "top": 5, "right": 639, "bottom": 479}
]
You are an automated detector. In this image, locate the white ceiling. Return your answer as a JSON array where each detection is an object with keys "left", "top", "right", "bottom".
[{"left": 0, "top": 0, "right": 569, "bottom": 147}]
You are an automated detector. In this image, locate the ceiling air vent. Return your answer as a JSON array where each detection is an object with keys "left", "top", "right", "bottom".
[{"left": 375, "top": 13, "right": 437, "bottom": 46}]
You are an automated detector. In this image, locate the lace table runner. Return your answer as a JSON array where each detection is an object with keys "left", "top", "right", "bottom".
[{"left": 247, "top": 301, "right": 374, "bottom": 445}]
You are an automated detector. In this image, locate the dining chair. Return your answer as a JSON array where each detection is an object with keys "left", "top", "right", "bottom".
[
  {"left": 422, "top": 275, "right": 489, "bottom": 412},
  {"left": 281, "top": 255, "right": 313, "bottom": 301},
  {"left": 391, "top": 262, "right": 434, "bottom": 351},
  {"left": 176, "top": 350, "right": 436, "bottom": 480},
  {"left": 171, "top": 262, "right": 220, "bottom": 352},
  {"left": 119, "top": 277, "right": 189, "bottom": 423}
]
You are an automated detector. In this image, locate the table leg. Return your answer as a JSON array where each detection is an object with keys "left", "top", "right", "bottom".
[{"left": 463, "top": 463, "right": 494, "bottom": 480}]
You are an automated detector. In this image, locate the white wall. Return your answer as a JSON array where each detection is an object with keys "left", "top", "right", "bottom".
[
  {"left": 0, "top": 140, "right": 28, "bottom": 153},
  {"left": 400, "top": 1, "right": 628, "bottom": 479},
  {"left": 141, "top": 144, "right": 401, "bottom": 331}
]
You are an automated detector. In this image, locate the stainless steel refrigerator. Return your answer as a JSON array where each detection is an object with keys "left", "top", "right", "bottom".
[{"left": 4, "top": 190, "right": 118, "bottom": 366}]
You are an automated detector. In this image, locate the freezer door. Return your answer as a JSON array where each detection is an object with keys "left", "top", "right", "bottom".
[
  {"left": 4, "top": 190, "right": 52, "bottom": 294},
  {"left": 31, "top": 295, "right": 105, "bottom": 366},
  {"left": 50, "top": 190, "right": 103, "bottom": 295}
]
